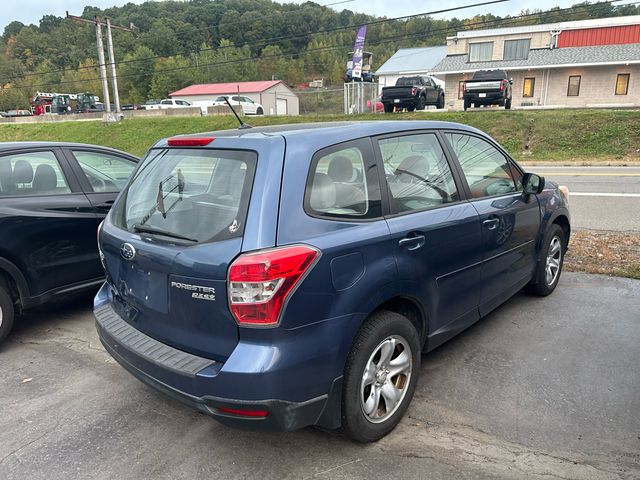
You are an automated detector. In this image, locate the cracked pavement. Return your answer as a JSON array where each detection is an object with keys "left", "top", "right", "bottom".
[{"left": 0, "top": 272, "right": 638, "bottom": 479}]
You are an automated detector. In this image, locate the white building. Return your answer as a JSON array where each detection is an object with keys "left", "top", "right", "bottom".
[
  {"left": 170, "top": 80, "right": 299, "bottom": 116},
  {"left": 375, "top": 46, "right": 447, "bottom": 92}
]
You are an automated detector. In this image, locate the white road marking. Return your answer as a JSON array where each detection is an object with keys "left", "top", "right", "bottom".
[{"left": 569, "top": 192, "right": 640, "bottom": 198}]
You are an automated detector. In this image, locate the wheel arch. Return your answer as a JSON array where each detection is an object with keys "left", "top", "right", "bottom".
[
  {"left": 0, "top": 257, "right": 29, "bottom": 310},
  {"left": 369, "top": 295, "right": 428, "bottom": 349},
  {"left": 551, "top": 214, "right": 571, "bottom": 251}
]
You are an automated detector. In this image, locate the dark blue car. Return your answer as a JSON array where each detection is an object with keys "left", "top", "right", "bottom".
[{"left": 94, "top": 121, "right": 570, "bottom": 442}]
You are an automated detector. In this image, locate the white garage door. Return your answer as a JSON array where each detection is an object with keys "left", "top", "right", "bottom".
[{"left": 276, "top": 98, "right": 287, "bottom": 115}]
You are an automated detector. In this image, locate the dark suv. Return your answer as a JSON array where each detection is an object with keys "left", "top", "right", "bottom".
[
  {"left": 95, "top": 121, "right": 570, "bottom": 442},
  {"left": 0, "top": 142, "right": 137, "bottom": 343}
]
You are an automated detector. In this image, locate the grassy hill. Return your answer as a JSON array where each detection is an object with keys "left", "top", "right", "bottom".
[{"left": 0, "top": 109, "right": 638, "bottom": 162}]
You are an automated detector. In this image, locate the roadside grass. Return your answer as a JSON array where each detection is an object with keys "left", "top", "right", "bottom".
[
  {"left": 0, "top": 109, "right": 638, "bottom": 160},
  {"left": 565, "top": 230, "right": 640, "bottom": 280}
]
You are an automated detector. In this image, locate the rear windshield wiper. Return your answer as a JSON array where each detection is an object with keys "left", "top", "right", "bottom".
[{"left": 132, "top": 223, "right": 198, "bottom": 243}]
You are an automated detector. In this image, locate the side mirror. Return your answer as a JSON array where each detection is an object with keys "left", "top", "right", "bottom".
[
  {"left": 522, "top": 173, "right": 545, "bottom": 195},
  {"left": 509, "top": 78, "right": 513, "bottom": 84}
]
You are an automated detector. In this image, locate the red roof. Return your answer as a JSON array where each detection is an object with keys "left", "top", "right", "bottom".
[{"left": 170, "top": 80, "right": 282, "bottom": 97}]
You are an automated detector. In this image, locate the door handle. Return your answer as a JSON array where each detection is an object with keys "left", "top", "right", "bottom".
[
  {"left": 96, "top": 200, "right": 114, "bottom": 209},
  {"left": 399, "top": 234, "right": 426, "bottom": 251},
  {"left": 483, "top": 218, "right": 500, "bottom": 230}
]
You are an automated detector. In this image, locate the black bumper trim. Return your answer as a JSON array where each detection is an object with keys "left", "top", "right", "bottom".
[{"left": 95, "top": 303, "right": 219, "bottom": 377}]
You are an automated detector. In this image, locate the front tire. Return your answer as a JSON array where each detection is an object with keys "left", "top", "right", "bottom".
[
  {"left": 526, "top": 224, "right": 565, "bottom": 296},
  {"left": 341, "top": 310, "right": 420, "bottom": 443},
  {"left": 0, "top": 284, "right": 15, "bottom": 344},
  {"left": 256, "top": 107, "right": 264, "bottom": 115}
]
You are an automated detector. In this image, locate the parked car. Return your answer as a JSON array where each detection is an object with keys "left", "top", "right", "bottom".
[
  {"left": 95, "top": 121, "right": 570, "bottom": 442},
  {"left": 121, "top": 104, "right": 141, "bottom": 111},
  {"left": 464, "top": 70, "right": 513, "bottom": 110},
  {"left": 0, "top": 142, "right": 138, "bottom": 343},
  {"left": 381, "top": 76, "right": 445, "bottom": 112},
  {"left": 3, "top": 110, "right": 33, "bottom": 117},
  {"left": 367, "top": 95, "right": 384, "bottom": 113},
  {"left": 157, "top": 99, "right": 193, "bottom": 109},
  {"left": 212, "top": 95, "right": 264, "bottom": 115},
  {"left": 141, "top": 100, "right": 161, "bottom": 110}
]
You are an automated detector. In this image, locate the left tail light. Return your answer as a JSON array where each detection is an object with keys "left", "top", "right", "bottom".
[
  {"left": 228, "top": 245, "right": 320, "bottom": 326},
  {"left": 500, "top": 80, "right": 505, "bottom": 91},
  {"left": 411, "top": 87, "right": 417, "bottom": 96}
]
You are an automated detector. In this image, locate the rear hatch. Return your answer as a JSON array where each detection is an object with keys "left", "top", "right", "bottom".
[{"left": 100, "top": 145, "right": 258, "bottom": 361}]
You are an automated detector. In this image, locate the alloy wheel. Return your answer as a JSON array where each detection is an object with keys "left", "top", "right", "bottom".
[{"left": 546, "top": 236, "right": 562, "bottom": 286}]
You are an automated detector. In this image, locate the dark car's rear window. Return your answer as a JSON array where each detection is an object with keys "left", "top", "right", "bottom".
[
  {"left": 395, "top": 77, "right": 421, "bottom": 86},
  {"left": 472, "top": 70, "right": 508, "bottom": 81},
  {"left": 111, "top": 148, "right": 256, "bottom": 243}
]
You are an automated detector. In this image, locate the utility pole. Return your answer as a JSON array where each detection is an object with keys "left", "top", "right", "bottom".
[
  {"left": 105, "top": 18, "right": 121, "bottom": 114},
  {"left": 95, "top": 16, "right": 111, "bottom": 116},
  {"left": 66, "top": 12, "right": 134, "bottom": 121}
]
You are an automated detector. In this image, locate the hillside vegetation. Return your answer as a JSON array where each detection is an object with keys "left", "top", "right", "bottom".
[
  {"left": 0, "top": 109, "right": 638, "bottom": 162},
  {"left": 0, "top": 1, "right": 639, "bottom": 109}
]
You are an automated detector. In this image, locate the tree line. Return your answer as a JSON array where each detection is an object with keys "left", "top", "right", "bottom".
[{"left": 0, "top": 0, "right": 637, "bottom": 110}]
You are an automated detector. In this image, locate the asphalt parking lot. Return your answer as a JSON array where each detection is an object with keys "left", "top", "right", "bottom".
[{"left": 1, "top": 272, "right": 638, "bottom": 480}]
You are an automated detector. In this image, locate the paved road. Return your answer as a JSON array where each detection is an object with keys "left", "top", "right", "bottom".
[
  {"left": 1, "top": 272, "right": 638, "bottom": 480},
  {"left": 523, "top": 166, "right": 640, "bottom": 232}
]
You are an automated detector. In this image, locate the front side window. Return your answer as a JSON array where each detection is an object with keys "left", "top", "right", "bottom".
[
  {"left": 73, "top": 151, "right": 136, "bottom": 193},
  {"left": 503, "top": 39, "right": 530, "bottom": 60},
  {"left": 379, "top": 133, "right": 459, "bottom": 213},
  {"left": 0, "top": 151, "right": 71, "bottom": 197},
  {"left": 469, "top": 42, "right": 494, "bottom": 62},
  {"left": 615, "top": 73, "right": 630, "bottom": 95},
  {"left": 445, "top": 133, "right": 517, "bottom": 199},
  {"left": 112, "top": 149, "right": 256, "bottom": 243},
  {"left": 306, "top": 141, "right": 380, "bottom": 219},
  {"left": 523, "top": 77, "right": 535, "bottom": 97},
  {"left": 567, "top": 76, "right": 581, "bottom": 96}
]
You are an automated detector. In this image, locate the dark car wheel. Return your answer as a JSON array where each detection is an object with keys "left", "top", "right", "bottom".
[
  {"left": 383, "top": 104, "right": 394, "bottom": 113},
  {"left": 0, "top": 284, "right": 15, "bottom": 344},
  {"left": 341, "top": 310, "right": 420, "bottom": 443},
  {"left": 526, "top": 224, "right": 565, "bottom": 296},
  {"left": 505, "top": 98, "right": 512, "bottom": 110},
  {"left": 407, "top": 105, "right": 415, "bottom": 112},
  {"left": 256, "top": 107, "right": 264, "bottom": 115},
  {"left": 416, "top": 96, "right": 426, "bottom": 111},
  {"left": 463, "top": 99, "right": 470, "bottom": 111},
  {"left": 437, "top": 94, "right": 445, "bottom": 109}
]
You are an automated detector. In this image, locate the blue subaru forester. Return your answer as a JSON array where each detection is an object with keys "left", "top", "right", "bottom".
[{"left": 95, "top": 121, "right": 570, "bottom": 442}]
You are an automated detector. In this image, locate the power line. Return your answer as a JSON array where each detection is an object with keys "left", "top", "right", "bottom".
[
  {"left": 2, "top": 0, "right": 636, "bottom": 92},
  {"left": 12, "top": 0, "right": 636, "bottom": 92},
  {"left": 0, "top": 0, "right": 509, "bottom": 84}
]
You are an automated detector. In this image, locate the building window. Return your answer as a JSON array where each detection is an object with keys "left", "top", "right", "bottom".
[
  {"left": 615, "top": 73, "right": 630, "bottom": 95},
  {"left": 458, "top": 81, "right": 465, "bottom": 99},
  {"left": 523, "top": 77, "right": 535, "bottom": 97},
  {"left": 504, "top": 39, "right": 531, "bottom": 60},
  {"left": 567, "top": 76, "right": 581, "bottom": 96},
  {"left": 469, "top": 42, "right": 493, "bottom": 62}
]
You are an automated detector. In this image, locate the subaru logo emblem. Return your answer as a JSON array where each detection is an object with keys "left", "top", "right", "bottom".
[{"left": 121, "top": 243, "right": 136, "bottom": 261}]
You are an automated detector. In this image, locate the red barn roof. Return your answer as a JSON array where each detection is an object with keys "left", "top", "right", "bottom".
[{"left": 170, "top": 81, "right": 283, "bottom": 97}]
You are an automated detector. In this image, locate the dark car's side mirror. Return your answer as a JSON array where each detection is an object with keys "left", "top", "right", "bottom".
[
  {"left": 509, "top": 78, "right": 513, "bottom": 85},
  {"left": 522, "top": 173, "right": 545, "bottom": 195}
]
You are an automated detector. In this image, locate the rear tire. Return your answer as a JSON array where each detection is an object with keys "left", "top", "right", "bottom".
[
  {"left": 437, "top": 94, "right": 445, "bottom": 109},
  {"left": 416, "top": 96, "right": 426, "bottom": 111},
  {"left": 383, "top": 104, "right": 393, "bottom": 113},
  {"left": 341, "top": 310, "right": 420, "bottom": 443},
  {"left": 526, "top": 224, "right": 565, "bottom": 296},
  {"left": 407, "top": 105, "right": 415, "bottom": 112},
  {"left": 256, "top": 107, "right": 263, "bottom": 115},
  {"left": 505, "top": 98, "right": 512, "bottom": 110},
  {"left": 0, "top": 284, "right": 15, "bottom": 344},
  {"left": 463, "top": 99, "right": 470, "bottom": 111}
]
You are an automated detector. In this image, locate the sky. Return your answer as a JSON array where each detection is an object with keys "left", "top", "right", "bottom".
[{"left": 0, "top": 0, "right": 621, "bottom": 31}]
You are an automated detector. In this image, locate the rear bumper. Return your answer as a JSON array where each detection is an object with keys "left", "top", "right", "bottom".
[
  {"left": 465, "top": 92, "right": 506, "bottom": 104},
  {"left": 94, "top": 284, "right": 346, "bottom": 431},
  {"left": 382, "top": 97, "right": 419, "bottom": 108}
]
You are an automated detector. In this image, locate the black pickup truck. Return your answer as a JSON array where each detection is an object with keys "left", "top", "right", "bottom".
[
  {"left": 463, "top": 70, "right": 513, "bottom": 111},
  {"left": 381, "top": 76, "right": 445, "bottom": 112}
]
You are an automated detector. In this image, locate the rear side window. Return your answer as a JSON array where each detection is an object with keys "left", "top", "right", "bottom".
[
  {"left": 0, "top": 151, "right": 71, "bottom": 197},
  {"left": 305, "top": 140, "right": 381, "bottom": 220},
  {"left": 111, "top": 149, "right": 256, "bottom": 243},
  {"left": 73, "top": 151, "right": 136, "bottom": 193}
]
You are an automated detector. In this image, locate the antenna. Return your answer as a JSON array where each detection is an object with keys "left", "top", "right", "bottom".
[{"left": 224, "top": 97, "right": 252, "bottom": 129}]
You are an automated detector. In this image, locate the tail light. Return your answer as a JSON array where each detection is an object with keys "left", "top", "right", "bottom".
[
  {"left": 411, "top": 87, "right": 417, "bottom": 96},
  {"left": 167, "top": 136, "right": 215, "bottom": 147},
  {"left": 500, "top": 80, "right": 505, "bottom": 92},
  {"left": 218, "top": 407, "right": 269, "bottom": 418},
  {"left": 228, "top": 245, "right": 320, "bottom": 326}
]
